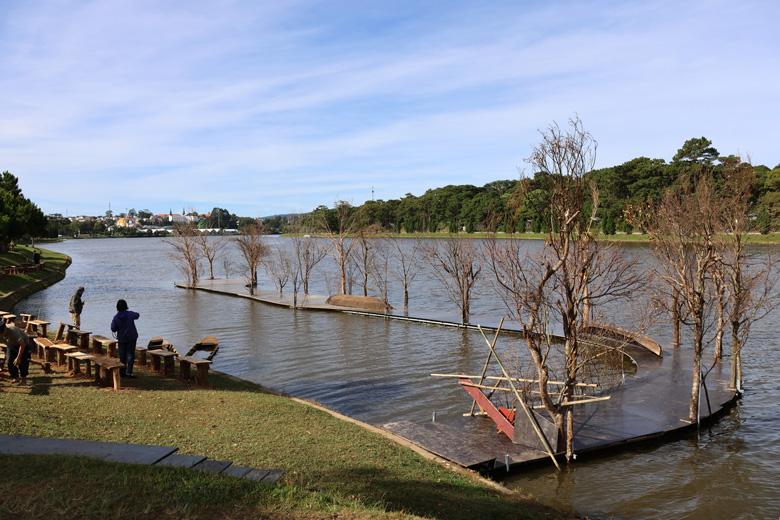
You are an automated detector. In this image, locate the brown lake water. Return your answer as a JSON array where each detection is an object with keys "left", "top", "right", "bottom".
[{"left": 17, "top": 237, "right": 780, "bottom": 519}]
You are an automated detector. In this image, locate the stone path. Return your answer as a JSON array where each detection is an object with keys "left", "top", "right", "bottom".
[{"left": 0, "top": 434, "right": 283, "bottom": 484}]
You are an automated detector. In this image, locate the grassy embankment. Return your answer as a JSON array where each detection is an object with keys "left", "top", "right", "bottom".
[
  {"left": 0, "top": 245, "right": 71, "bottom": 309},
  {"left": 285, "top": 231, "right": 780, "bottom": 244},
  {"left": 0, "top": 248, "right": 562, "bottom": 520}
]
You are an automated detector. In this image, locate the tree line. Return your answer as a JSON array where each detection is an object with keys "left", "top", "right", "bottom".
[{"left": 287, "top": 137, "right": 780, "bottom": 235}]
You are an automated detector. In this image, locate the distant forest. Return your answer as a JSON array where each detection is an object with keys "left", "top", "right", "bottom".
[{"left": 265, "top": 137, "right": 780, "bottom": 235}]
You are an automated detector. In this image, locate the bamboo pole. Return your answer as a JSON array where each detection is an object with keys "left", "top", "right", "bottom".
[
  {"left": 476, "top": 325, "right": 561, "bottom": 471},
  {"left": 431, "top": 373, "right": 598, "bottom": 388},
  {"left": 468, "top": 317, "right": 504, "bottom": 416},
  {"left": 559, "top": 396, "right": 611, "bottom": 406}
]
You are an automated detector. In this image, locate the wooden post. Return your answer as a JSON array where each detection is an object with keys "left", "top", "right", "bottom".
[
  {"left": 477, "top": 325, "right": 561, "bottom": 471},
  {"left": 180, "top": 360, "right": 191, "bottom": 381},
  {"left": 112, "top": 369, "right": 121, "bottom": 391}
]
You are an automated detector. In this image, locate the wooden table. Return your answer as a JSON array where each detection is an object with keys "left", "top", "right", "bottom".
[
  {"left": 3, "top": 314, "right": 16, "bottom": 324},
  {"left": 148, "top": 350, "right": 177, "bottom": 376},
  {"left": 19, "top": 313, "right": 33, "bottom": 326},
  {"left": 27, "top": 319, "right": 50, "bottom": 338}
]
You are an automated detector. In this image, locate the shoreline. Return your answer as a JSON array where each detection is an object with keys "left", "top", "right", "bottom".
[{"left": 0, "top": 245, "right": 71, "bottom": 309}]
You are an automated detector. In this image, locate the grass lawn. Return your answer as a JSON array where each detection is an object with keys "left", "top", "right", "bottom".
[
  {"left": 0, "top": 245, "right": 71, "bottom": 309},
  {"left": 0, "top": 365, "right": 563, "bottom": 519}
]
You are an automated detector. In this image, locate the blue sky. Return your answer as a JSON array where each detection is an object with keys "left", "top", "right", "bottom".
[{"left": 1, "top": 0, "right": 779, "bottom": 217}]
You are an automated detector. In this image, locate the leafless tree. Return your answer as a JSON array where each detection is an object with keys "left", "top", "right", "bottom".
[
  {"left": 424, "top": 237, "right": 482, "bottom": 325},
  {"left": 221, "top": 253, "right": 234, "bottom": 279},
  {"left": 197, "top": 233, "right": 226, "bottom": 280},
  {"left": 715, "top": 158, "right": 778, "bottom": 391},
  {"left": 264, "top": 245, "right": 292, "bottom": 296},
  {"left": 640, "top": 176, "right": 720, "bottom": 424},
  {"left": 487, "top": 116, "right": 640, "bottom": 461},
  {"left": 166, "top": 222, "right": 201, "bottom": 288},
  {"left": 387, "top": 236, "right": 423, "bottom": 311},
  {"left": 354, "top": 224, "right": 381, "bottom": 297},
  {"left": 370, "top": 236, "right": 391, "bottom": 307},
  {"left": 320, "top": 201, "right": 359, "bottom": 295},
  {"left": 290, "top": 231, "right": 328, "bottom": 295},
  {"left": 235, "top": 220, "right": 268, "bottom": 296}
]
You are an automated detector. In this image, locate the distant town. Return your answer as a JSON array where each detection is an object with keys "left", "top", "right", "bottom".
[{"left": 45, "top": 207, "right": 291, "bottom": 238}]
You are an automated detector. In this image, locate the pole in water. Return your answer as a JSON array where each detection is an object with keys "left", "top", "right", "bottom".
[
  {"left": 432, "top": 411, "right": 436, "bottom": 423},
  {"left": 504, "top": 454, "right": 510, "bottom": 473}
]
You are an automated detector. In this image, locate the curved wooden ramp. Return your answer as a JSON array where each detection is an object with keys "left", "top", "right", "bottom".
[{"left": 583, "top": 323, "right": 663, "bottom": 357}]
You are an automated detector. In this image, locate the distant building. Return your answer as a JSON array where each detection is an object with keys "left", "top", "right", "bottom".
[
  {"left": 115, "top": 216, "right": 138, "bottom": 228},
  {"left": 156, "top": 213, "right": 189, "bottom": 224}
]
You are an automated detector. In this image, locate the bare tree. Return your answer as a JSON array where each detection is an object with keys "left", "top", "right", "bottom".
[
  {"left": 354, "top": 224, "right": 381, "bottom": 297},
  {"left": 197, "top": 233, "right": 226, "bottom": 280},
  {"left": 235, "top": 220, "right": 268, "bottom": 296},
  {"left": 387, "top": 236, "right": 423, "bottom": 311},
  {"left": 715, "top": 158, "right": 778, "bottom": 391},
  {"left": 264, "top": 245, "right": 292, "bottom": 296},
  {"left": 424, "top": 237, "right": 482, "bottom": 325},
  {"left": 290, "top": 230, "right": 328, "bottom": 295},
  {"left": 320, "top": 201, "right": 359, "bottom": 295},
  {"left": 641, "top": 176, "right": 719, "bottom": 424},
  {"left": 487, "top": 116, "right": 640, "bottom": 461},
  {"left": 166, "top": 222, "right": 201, "bottom": 288},
  {"left": 370, "top": 236, "right": 391, "bottom": 307},
  {"left": 221, "top": 253, "right": 234, "bottom": 279}
]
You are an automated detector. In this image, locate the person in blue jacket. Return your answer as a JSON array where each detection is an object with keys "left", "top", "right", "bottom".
[{"left": 110, "top": 299, "right": 139, "bottom": 378}]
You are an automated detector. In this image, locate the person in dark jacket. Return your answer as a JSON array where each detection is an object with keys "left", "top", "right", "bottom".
[
  {"left": 0, "top": 322, "right": 32, "bottom": 385},
  {"left": 69, "top": 287, "right": 85, "bottom": 328},
  {"left": 110, "top": 299, "right": 139, "bottom": 377}
]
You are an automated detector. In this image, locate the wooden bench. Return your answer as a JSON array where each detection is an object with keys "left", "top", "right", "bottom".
[
  {"left": 54, "top": 322, "right": 67, "bottom": 342},
  {"left": 49, "top": 343, "right": 78, "bottom": 366},
  {"left": 3, "top": 314, "right": 17, "bottom": 325},
  {"left": 20, "top": 313, "right": 33, "bottom": 327},
  {"left": 26, "top": 319, "right": 50, "bottom": 338},
  {"left": 91, "top": 335, "right": 117, "bottom": 357},
  {"left": 67, "top": 329, "right": 91, "bottom": 350},
  {"left": 65, "top": 351, "right": 95, "bottom": 376},
  {"left": 148, "top": 349, "right": 177, "bottom": 376},
  {"left": 91, "top": 356, "right": 125, "bottom": 391},
  {"left": 34, "top": 337, "right": 56, "bottom": 363},
  {"left": 178, "top": 356, "right": 212, "bottom": 386}
]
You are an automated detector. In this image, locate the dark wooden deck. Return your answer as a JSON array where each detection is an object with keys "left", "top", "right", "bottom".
[{"left": 184, "top": 279, "right": 739, "bottom": 471}]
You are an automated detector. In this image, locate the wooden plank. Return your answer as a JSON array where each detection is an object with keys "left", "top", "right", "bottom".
[{"left": 458, "top": 378, "right": 514, "bottom": 439}]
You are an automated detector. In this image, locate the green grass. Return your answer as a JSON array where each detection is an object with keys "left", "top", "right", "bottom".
[
  {"left": 0, "top": 367, "right": 561, "bottom": 519},
  {"left": 0, "top": 245, "right": 71, "bottom": 308},
  {"left": 284, "top": 230, "right": 780, "bottom": 245}
]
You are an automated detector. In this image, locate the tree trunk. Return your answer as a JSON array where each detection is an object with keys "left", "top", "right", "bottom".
[
  {"left": 689, "top": 319, "right": 703, "bottom": 423},
  {"left": 671, "top": 289, "right": 681, "bottom": 349},
  {"left": 730, "top": 321, "right": 742, "bottom": 391},
  {"left": 714, "top": 285, "right": 725, "bottom": 360},
  {"left": 565, "top": 408, "right": 574, "bottom": 462}
]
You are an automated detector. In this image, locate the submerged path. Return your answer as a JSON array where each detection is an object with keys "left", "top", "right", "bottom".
[{"left": 181, "top": 279, "right": 738, "bottom": 471}]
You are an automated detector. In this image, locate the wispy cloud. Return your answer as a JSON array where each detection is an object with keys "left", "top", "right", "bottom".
[{"left": 1, "top": 0, "right": 778, "bottom": 215}]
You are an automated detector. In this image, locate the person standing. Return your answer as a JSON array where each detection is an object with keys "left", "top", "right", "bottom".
[
  {"left": 110, "top": 299, "right": 139, "bottom": 378},
  {"left": 0, "top": 322, "right": 32, "bottom": 385},
  {"left": 69, "top": 287, "right": 85, "bottom": 328}
]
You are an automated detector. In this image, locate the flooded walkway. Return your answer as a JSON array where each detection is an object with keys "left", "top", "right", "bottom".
[{"left": 183, "top": 279, "right": 738, "bottom": 471}]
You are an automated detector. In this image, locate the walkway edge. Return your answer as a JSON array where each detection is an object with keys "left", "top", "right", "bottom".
[{"left": 211, "top": 370, "right": 515, "bottom": 496}]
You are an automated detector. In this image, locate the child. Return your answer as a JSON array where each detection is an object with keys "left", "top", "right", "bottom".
[{"left": 110, "top": 299, "right": 140, "bottom": 378}]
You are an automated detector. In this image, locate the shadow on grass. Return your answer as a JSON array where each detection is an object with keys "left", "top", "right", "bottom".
[{"left": 316, "top": 465, "right": 558, "bottom": 520}]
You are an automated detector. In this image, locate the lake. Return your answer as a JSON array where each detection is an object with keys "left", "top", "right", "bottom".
[{"left": 17, "top": 237, "right": 780, "bottom": 519}]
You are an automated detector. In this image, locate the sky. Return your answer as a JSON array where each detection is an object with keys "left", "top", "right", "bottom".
[{"left": 1, "top": 0, "right": 779, "bottom": 217}]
